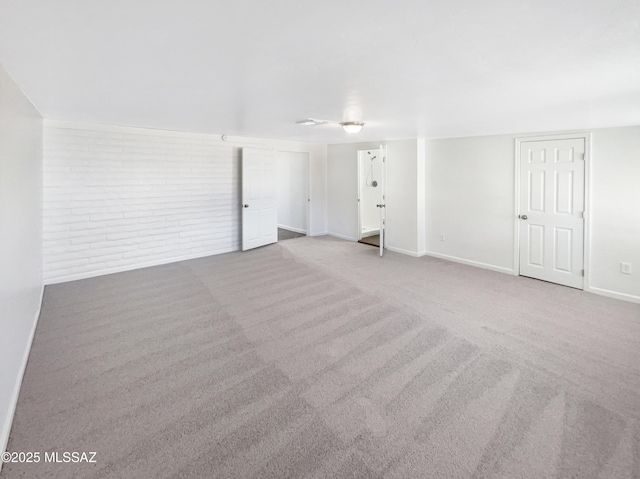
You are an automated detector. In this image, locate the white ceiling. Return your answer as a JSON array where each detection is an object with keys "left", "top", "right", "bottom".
[{"left": 1, "top": 0, "right": 639, "bottom": 143}]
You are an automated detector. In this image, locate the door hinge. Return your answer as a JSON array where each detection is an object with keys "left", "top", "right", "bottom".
[
  {"left": 581, "top": 211, "right": 585, "bottom": 219},
  {"left": 581, "top": 269, "right": 584, "bottom": 277}
]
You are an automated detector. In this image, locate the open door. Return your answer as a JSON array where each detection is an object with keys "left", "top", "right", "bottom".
[
  {"left": 242, "top": 148, "right": 277, "bottom": 251},
  {"left": 378, "top": 144, "right": 387, "bottom": 257}
]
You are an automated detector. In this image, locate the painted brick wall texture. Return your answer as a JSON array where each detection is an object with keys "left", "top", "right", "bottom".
[{"left": 43, "top": 126, "right": 240, "bottom": 282}]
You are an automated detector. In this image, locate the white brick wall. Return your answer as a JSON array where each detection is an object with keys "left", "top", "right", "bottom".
[{"left": 43, "top": 124, "right": 241, "bottom": 282}]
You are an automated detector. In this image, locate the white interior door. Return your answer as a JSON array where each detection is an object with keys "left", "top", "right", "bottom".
[
  {"left": 519, "top": 138, "right": 585, "bottom": 288},
  {"left": 242, "top": 148, "right": 277, "bottom": 251},
  {"left": 378, "top": 145, "right": 386, "bottom": 257}
]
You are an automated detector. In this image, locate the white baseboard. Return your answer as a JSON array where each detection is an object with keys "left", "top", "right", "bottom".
[
  {"left": 1, "top": 285, "right": 44, "bottom": 468},
  {"left": 278, "top": 225, "right": 307, "bottom": 234},
  {"left": 327, "top": 232, "right": 357, "bottom": 242},
  {"left": 586, "top": 286, "right": 640, "bottom": 304},
  {"left": 309, "top": 231, "right": 328, "bottom": 237},
  {"left": 44, "top": 246, "right": 239, "bottom": 285},
  {"left": 423, "top": 250, "right": 515, "bottom": 275},
  {"left": 385, "top": 245, "right": 422, "bottom": 257}
]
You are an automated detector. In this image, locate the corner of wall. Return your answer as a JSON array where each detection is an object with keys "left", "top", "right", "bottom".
[
  {"left": 0, "top": 61, "right": 45, "bottom": 461},
  {"left": 0, "top": 285, "right": 44, "bottom": 463}
]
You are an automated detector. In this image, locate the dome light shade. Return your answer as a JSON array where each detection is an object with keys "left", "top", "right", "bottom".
[{"left": 340, "top": 121, "right": 364, "bottom": 133}]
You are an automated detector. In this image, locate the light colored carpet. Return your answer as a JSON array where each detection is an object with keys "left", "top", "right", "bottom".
[{"left": 3, "top": 236, "right": 640, "bottom": 478}]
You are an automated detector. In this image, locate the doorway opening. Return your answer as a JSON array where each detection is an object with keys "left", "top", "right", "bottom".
[
  {"left": 357, "top": 148, "right": 383, "bottom": 249},
  {"left": 276, "top": 151, "right": 309, "bottom": 242}
]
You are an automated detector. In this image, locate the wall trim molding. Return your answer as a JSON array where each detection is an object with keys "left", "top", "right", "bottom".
[
  {"left": 278, "top": 225, "right": 307, "bottom": 234},
  {"left": 423, "top": 250, "right": 515, "bottom": 275},
  {"left": 45, "top": 119, "right": 219, "bottom": 140},
  {"left": 327, "top": 232, "right": 357, "bottom": 242},
  {"left": 43, "top": 119, "right": 320, "bottom": 152},
  {"left": 45, "top": 247, "right": 238, "bottom": 285},
  {"left": 386, "top": 245, "right": 422, "bottom": 257},
  {"left": 1, "top": 285, "right": 44, "bottom": 466},
  {"left": 586, "top": 286, "right": 640, "bottom": 304}
]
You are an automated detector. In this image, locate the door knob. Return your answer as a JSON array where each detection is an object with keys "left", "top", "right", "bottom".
[
  {"left": 376, "top": 204, "right": 386, "bottom": 208},
  {"left": 243, "top": 204, "right": 249, "bottom": 208},
  {"left": 519, "top": 214, "right": 528, "bottom": 220}
]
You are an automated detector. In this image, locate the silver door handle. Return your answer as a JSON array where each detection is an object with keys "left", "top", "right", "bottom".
[
  {"left": 519, "top": 214, "right": 528, "bottom": 220},
  {"left": 244, "top": 204, "right": 249, "bottom": 208}
]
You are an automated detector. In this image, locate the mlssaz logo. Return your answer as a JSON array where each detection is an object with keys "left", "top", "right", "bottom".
[{"left": 44, "top": 452, "right": 97, "bottom": 463}]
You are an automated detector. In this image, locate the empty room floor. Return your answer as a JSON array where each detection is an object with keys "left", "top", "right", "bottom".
[{"left": 4, "top": 236, "right": 640, "bottom": 478}]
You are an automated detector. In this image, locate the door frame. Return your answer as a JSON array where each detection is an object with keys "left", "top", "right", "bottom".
[
  {"left": 355, "top": 147, "right": 389, "bottom": 251},
  {"left": 356, "top": 148, "right": 382, "bottom": 241},
  {"left": 357, "top": 150, "right": 365, "bottom": 241},
  {"left": 276, "top": 150, "right": 310, "bottom": 237},
  {"left": 379, "top": 144, "right": 387, "bottom": 256},
  {"left": 513, "top": 132, "right": 592, "bottom": 290}
]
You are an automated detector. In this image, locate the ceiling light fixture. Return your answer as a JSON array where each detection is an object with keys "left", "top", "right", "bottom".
[
  {"left": 295, "top": 118, "right": 329, "bottom": 126},
  {"left": 340, "top": 121, "right": 365, "bottom": 133}
]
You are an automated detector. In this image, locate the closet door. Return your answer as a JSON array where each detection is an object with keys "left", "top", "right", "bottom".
[{"left": 242, "top": 148, "right": 277, "bottom": 251}]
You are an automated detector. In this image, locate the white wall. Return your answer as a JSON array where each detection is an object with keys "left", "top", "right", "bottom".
[
  {"left": 327, "top": 142, "right": 365, "bottom": 241},
  {"left": 589, "top": 127, "right": 640, "bottom": 301},
  {"left": 307, "top": 144, "right": 328, "bottom": 236},
  {"left": 276, "top": 151, "right": 308, "bottom": 233},
  {"left": 424, "top": 126, "right": 640, "bottom": 302},
  {"left": 424, "top": 134, "right": 515, "bottom": 272},
  {"left": 43, "top": 121, "right": 326, "bottom": 283},
  {"left": 385, "top": 140, "right": 422, "bottom": 255},
  {"left": 0, "top": 64, "right": 43, "bottom": 459},
  {"left": 417, "top": 139, "right": 426, "bottom": 256},
  {"left": 327, "top": 139, "right": 424, "bottom": 255}
]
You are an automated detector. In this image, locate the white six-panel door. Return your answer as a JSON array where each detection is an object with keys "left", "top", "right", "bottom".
[
  {"left": 242, "top": 148, "right": 277, "bottom": 251},
  {"left": 519, "top": 138, "right": 585, "bottom": 288}
]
